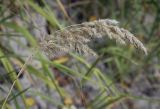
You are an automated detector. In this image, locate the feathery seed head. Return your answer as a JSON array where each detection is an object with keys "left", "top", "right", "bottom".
[{"left": 40, "top": 19, "right": 147, "bottom": 57}]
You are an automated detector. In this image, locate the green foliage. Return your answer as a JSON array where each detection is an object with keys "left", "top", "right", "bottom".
[{"left": 0, "top": 0, "right": 160, "bottom": 109}]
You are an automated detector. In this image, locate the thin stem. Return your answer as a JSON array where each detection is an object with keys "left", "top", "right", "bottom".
[
  {"left": 81, "top": 53, "right": 104, "bottom": 84},
  {"left": 1, "top": 54, "right": 33, "bottom": 109}
]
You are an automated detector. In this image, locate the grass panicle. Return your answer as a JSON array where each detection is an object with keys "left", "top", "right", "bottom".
[{"left": 40, "top": 19, "right": 147, "bottom": 57}]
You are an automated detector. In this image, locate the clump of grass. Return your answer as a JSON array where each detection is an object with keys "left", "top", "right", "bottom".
[{"left": 40, "top": 19, "right": 147, "bottom": 57}]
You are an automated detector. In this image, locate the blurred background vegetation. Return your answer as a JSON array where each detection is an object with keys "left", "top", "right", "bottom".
[{"left": 0, "top": 0, "right": 160, "bottom": 109}]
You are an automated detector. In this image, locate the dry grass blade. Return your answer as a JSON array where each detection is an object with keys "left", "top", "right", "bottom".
[{"left": 40, "top": 19, "right": 147, "bottom": 57}]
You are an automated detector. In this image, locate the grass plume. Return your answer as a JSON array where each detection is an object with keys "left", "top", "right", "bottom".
[{"left": 40, "top": 19, "right": 147, "bottom": 57}]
